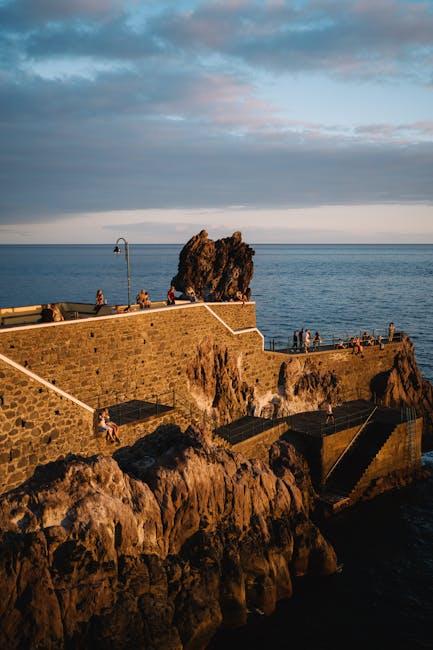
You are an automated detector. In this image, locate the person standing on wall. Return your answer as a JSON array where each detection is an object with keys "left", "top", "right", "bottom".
[
  {"left": 293, "top": 330, "right": 298, "bottom": 351},
  {"left": 388, "top": 322, "right": 395, "bottom": 342}
]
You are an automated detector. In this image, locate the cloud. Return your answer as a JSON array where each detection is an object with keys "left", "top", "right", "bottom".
[{"left": 0, "top": 0, "right": 432, "bottom": 228}]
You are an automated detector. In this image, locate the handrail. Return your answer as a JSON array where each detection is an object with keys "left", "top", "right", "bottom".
[
  {"left": 291, "top": 405, "right": 375, "bottom": 437},
  {"left": 324, "top": 406, "right": 377, "bottom": 482},
  {"left": 265, "top": 331, "right": 404, "bottom": 353}
]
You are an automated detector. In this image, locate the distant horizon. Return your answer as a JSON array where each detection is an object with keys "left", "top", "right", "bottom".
[{"left": 2, "top": 242, "right": 433, "bottom": 247}]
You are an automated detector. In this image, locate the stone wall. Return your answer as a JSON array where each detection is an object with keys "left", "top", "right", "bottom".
[
  {"left": 0, "top": 302, "right": 410, "bottom": 494},
  {"left": 0, "top": 304, "right": 262, "bottom": 413},
  {"left": 352, "top": 418, "right": 423, "bottom": 499},
  {"left": 206, "top": 303, "right": 256, "bottom": 330},
  {"left": 0, "top": 357, "right": 94, "bottom": 493}
]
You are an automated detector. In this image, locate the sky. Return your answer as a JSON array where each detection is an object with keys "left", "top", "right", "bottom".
[{"left": 1, "top": 0, "right": 433, "bottom": 243}]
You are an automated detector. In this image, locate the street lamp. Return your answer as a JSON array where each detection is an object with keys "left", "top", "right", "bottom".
[{"left": 113, "top": 237, "right": 131, "bottom": 307}]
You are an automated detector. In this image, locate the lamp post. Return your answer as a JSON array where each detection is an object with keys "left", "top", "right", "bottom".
[{"left": 113, "top": 237, "right": 131, "bottom": 307}]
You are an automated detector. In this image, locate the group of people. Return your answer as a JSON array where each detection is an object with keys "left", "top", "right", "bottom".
[
  {"left": 292, "top": 329, "right": 322, "bottom": 353},
  {"left": 39, "top": 303, "right": 64, "bottom": 323},
  {"left": 291, "top": 322, "right": 397, "bottom": 355},
  {"left": 136, "top": 289, "right": 151, "bottom": 309}
]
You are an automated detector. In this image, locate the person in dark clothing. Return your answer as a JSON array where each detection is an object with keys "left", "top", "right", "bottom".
[{"left": 293, "top": 330, "right": 298, "bottom": 350}]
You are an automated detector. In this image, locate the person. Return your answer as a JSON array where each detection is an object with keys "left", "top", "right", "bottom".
[
  {"left": 292, "top": 330, "right": 298, "bottom": 351},
  {"left": 95, "top": 289, "right": 106, "bottom": 306},
  {"left": 304, "top": 329, "right": 311, "bottom": 353},
  {"left": 352, "top": 336, "right": 363, "bottom": 355},
  {"left": 97, "top": 410, "right": 119, "bottom": 443},
  {"left": 167, "top": 286, "right": 176, "bottom": 305},
  {"left": 377, "top": 334, "right": 385, "bottom": 350},
  {"left": 136, "top": 289, "right": 151, "bottom": 309},
  {"left": 325, "top": 402, "right": 335, "bottom": 425},
  {"left": 40, "top": 304, "right": 54, "bottom": 323},
  {"left": 313, "top": 331, "right": 321, "bottom": 351},
  {"left": 388, "top": 322, "right": 395, "bottom": 343},
  {"left": 50, "top": 303, "right": 64, "bottom": 322},
  {"left": 102, "top": 408, "right": 120, "bottom": 443},
  {"left": 185, "top": 287, "right": 198, "bottom": 303},
  {"left": 299, "top": 328, "right": 304, "bottom": 351},
  {"left": 362, "top": 331, "right": 369, "bottom": 344},
  {"left": 336, "top": 338, "right": 345, "bottom": 349}
]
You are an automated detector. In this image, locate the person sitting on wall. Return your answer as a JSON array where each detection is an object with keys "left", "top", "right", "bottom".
[
  {"left": 136, "top": 289, "right": 151, "bottom": 309},
  {"left": 95, "top": 289, "right": 106, "bottom": 305},
  {"left": 167, "top": 286, "right": 176, "bottom": 305},
  {"left": 97, "top": 409, "right": 120, "bottom": 443},
  {"left": 50, "top": 303, "right": 64, "bottom": 322},
  {"left": 185, "top": 286, "right": 198, "bottom": 303},
  {"left": 40, "top": 304, "right": 54, "bottom": 323}
]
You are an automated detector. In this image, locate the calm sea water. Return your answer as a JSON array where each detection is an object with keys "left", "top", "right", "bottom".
[{"left": 1, "top": 244, "right": 433, "bottom": 649}]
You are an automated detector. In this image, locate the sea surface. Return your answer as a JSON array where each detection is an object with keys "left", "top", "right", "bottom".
[{"left": 1, "top": 243, "right": 433, "bottom": 649}]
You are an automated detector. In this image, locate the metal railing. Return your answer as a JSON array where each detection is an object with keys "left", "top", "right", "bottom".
[
  {"left": 324, "top": 406, "right": 378, "bottom": 482},
  {"left": 265, "top": 330, "right": 404, "bottom": 354},
  {"left": 96, "top": 389, "right": 176, "bottom": 424},
  {"left": 289, "top": 404, "right": 378, "bottom": 437}
]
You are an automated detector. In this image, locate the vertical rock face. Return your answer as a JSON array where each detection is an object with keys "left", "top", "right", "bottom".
[
  {"left": 187, "top": 338, "right": 255, "bottom": 424},
  {"left": 372, "top": 338, "right": 433, "bottom": 435},
  {"left": 171, "top": 230, "right": 255, "bottom": 301},
  {"left": 0, "top": 425, "right": 337, "bottom": 650}
]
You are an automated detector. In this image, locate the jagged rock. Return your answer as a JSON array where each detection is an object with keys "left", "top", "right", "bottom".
[
  {"left": 372, "top": 337, "right": 433, "bottom": 436},
  {"left": 278, "top": 358, "right": 342, "bottom": 410},
  {"left": 171, "top": 230, "right": 254, "bottom": 301},
  {"left": 0, "top": 425, "right": 337, "bottom": 650},
  {"left": 187, "top": 337, "right": 255, "bottom": 425}
]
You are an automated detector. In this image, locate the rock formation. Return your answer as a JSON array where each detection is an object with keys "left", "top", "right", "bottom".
[
  {"left": 372, "top": 337, "right": 433, "bottom": 442},
  {"left": 0, "top": 425, "right": 337, "bottom": 650},
  {"left": 187, "top": 338, "right": 255, "bottom": 425},
  {"left": 171, "top": 230, "right": 254, "bottom": 301}
]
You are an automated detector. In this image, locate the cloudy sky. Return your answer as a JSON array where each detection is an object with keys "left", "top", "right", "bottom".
[{"left": 1, "top": 0, "right": 433, "bottom": 243}]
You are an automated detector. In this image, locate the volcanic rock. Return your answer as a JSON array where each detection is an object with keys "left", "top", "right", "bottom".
[
  {"left": 372, "top": 337, "right": 433, "bottom": 441},
  {"left": 171, "top": 230, "right": 254, "bottom": 301},
  {"left": 0, "top": 425, "right": 337, "bottom": 650}
]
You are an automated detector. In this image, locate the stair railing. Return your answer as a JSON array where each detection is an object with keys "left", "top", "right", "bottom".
[{"left": 324, "top": 406, "right": 378, "bottom": 483}]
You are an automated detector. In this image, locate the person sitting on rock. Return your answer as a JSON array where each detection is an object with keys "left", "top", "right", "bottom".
[{"left": 167, "top": 286, "right": 176, "bottom": 305}]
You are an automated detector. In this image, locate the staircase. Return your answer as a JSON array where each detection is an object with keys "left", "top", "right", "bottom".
[{"left": 324, "top": 418, "right": 398, "bottom": 499}]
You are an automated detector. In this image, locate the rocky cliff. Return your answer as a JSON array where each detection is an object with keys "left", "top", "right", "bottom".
[
  {"left": 171, "top": 230, "right": 254, "bottom": 301},
  {"left": 0, "top": 425, "right": 337, "bottom": 650},
  {"left": 372, "top": 337, "right": 433, "bottom": 443}
]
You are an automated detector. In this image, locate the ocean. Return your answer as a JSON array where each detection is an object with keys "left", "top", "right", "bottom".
[{"left": 1, "top": 243, "right": 433, "bottom": 649}]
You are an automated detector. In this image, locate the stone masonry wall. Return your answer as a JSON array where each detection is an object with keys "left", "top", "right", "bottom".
[
  {"left": 0, "top": 304, "right": 262, "bottom": 413},
  {"left": 352, "top": 418, "right": 423, "bottom": 499},
  {"left": 0, "top": 303, "right": 409, "bottom": 493},
  {"left": 207, "top": 303, "right": 256, "bottom": 330},
  {"left": 0, "top": 358, "right": 94, "bottom": 493}
]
